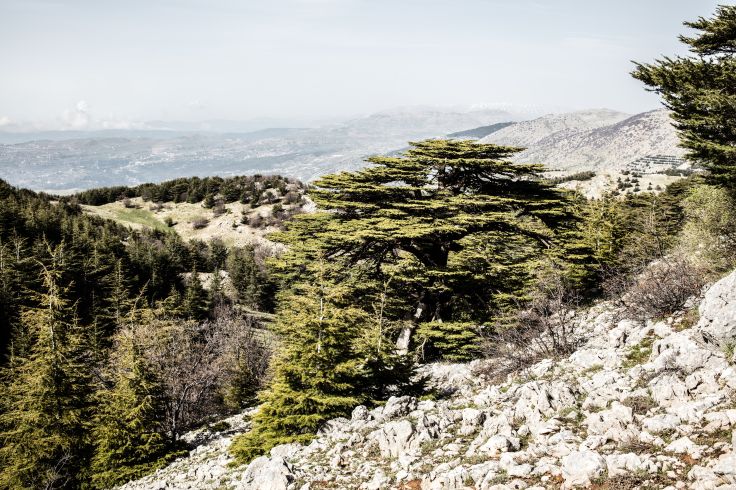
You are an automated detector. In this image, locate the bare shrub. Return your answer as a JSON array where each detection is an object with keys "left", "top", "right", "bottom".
[
  {"left": 149, "top": 201, "right": 165, "bottom": 212},
  {"left": 480, "top": 267, "right": 582, "bottom": 378},
  {"left": 604, "top": 255, "right": 706, "bottom": 321},
  {"left": 122, "top": 197, "right": 138, "bottom": 209},
  {"left": 212, "top": 202, "right": 227, "bottom": 217},
  {"left": 115, "top": 308, "right": 272, "bottom": 441},
  {"left": 283, "top": 190, "right": 300, "bottom": 204},
  {"left": 247, "top": 214, "right": 264, "bottom": 228},
  {"left": 191, "top": 218, "right": 209, "bottom": 230}
]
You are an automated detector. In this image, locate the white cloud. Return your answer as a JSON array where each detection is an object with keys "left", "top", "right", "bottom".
[
  {"left": 0, "top": 116, "right": 12, "bottom": 127},
  {"left": 61, "top": 99, "right": 91, "bottom": 129}
]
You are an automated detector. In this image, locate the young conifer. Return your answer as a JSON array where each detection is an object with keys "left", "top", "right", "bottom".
[
  {"left": 90, "top": 329, "right": 170, "bottom": 489},
  {"left": 0, "top": 246, "right": 93, "bottom": 489},
  {"left": 230, "top": 260, "right": 368, "bottom": 462}
]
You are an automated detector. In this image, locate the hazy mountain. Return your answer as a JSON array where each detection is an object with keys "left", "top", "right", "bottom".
[
  {"left": 480, "top": 109, "right": 685, "bottom": 172},
  {"left": 480, "top": 109, "right": 631, "bottom": 148},
  {"left": 0, "top": 107, "right": 685, "bottom": 193},
  {"left": 0, "top": 107, "right": 513, "bottom": 192}
]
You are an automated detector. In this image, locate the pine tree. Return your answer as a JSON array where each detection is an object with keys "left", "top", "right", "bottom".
[
  {"left": 182, "top": 267, "right": 209, "bottom": 320},
  {"left": 0, "top": 246, "right": 93, "bottom": 489},
  {"left": 90, "top": 330, "right": 170, "bottom": 489},
  {"left": 632, "top": 5, "right": 736, "bottom": 186},
  {"left": 209, "top": 268, "right": 228, "bottom": 309},
  {"left": 227, "top": 246, "right": 262, "bottom": 309},
  {"left": 273, "top": 139, "right": 573, "bottom": 359},
  {"left": 230, "top": 261, "right": 368, "bottom": 462}
]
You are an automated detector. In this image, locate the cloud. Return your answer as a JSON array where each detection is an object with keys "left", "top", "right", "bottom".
[
  {"left": 0, "top": 116, "right": 13, "bottom": 128},
  {"left": 61, "top": 99, "right": 91, "bottom": 129},
  {"left": 188, "top": 99, "right": 205, "bottom": 111}
]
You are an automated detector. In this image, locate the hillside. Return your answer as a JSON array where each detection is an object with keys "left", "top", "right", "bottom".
[
  {"left": 482, "top": 109, "right": 686, "bottom": 173},
  {"left": 481, "top": 109, "right": 630, "bottom": 148},
  {"left": 81, "top": 195, "right": 310, "bottom": 252},
  {"left": 119, "top": 268, "right": 736, "bottom": 490}
]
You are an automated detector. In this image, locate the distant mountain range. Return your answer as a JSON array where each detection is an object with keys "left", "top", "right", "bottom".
[{"left": 0, "top": 106, "right": 685, "bottom": 193}]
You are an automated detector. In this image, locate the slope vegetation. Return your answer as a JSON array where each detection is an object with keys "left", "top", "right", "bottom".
[{"left": 119, "top": 268, "right": 736, "bottom": 489}]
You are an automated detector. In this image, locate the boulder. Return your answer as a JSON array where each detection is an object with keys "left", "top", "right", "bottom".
[
  {"left": 606, "top": 452, "right": 657, "bottom": 477},
  {"left": 239, "top": 456, "right": 293, "bottom": 490},
  {"left": 697, "top": 268, "right": 736, "bottom": 348},
  {"left": 561, "top": 449, "right": 606, "bottom": 488},
  {"left": 369, "top": 419, "right": 415, "bottom": 458},
  {"left": 584, "top": 402, "right": 636, "bottom": 442},
  {"left": 665, "top": 436, "right": 705, "bottom": 458},
  {"left": 380, "top": 396, "right": 418, "bottom": 420},
  {"left": 711, "top": 452, "right": 736, "bottom": 483}
]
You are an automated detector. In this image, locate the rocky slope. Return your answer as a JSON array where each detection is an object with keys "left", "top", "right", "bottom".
[
  {"left": 119, "top": 269, "right": 736, "bottom": 490},
  {"left": 482, "top": 109, "right": 686, "bottom": 173},
  {"left": 480, "top": 109, "right": 630, "bottom": 148}
]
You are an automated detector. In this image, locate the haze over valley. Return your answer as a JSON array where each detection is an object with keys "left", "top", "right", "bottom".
[{"left": 0, "top": 106, "right": 687, "bottom": 194}]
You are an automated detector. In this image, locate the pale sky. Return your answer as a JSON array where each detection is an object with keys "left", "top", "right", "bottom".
[{"left": 0, "top": 0, "right": 722, "bottom": 130}]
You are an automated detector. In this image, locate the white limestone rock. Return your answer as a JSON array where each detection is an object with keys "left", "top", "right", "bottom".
[
  {"left": 697, "top": 268, "right": 736, "bottom": 348},
  {"left": 561, "top": 449, "right": 606, "bottom": 488}
]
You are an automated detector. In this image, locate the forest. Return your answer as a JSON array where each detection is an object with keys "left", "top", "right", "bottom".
[{"left": 1, "top": 5, "right": 736, "bottom": 489}]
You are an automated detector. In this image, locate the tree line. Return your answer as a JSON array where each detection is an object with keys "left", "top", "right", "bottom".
[{"left": 68, "top": 174, "right": 304, "bottom": 207}]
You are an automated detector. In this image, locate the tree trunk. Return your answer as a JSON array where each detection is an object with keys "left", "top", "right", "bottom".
[{"left": 396, "top": 299, "right": 425, "bottom": 354}]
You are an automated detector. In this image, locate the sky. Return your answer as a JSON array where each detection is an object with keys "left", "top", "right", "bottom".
[{"left": 0, "top": 0, "right": 723, "bottom": 130}]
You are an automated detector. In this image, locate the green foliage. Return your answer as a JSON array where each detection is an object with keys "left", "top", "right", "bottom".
[
  {"left": 633, "top": 5, "right": 736, "bottom": 186},
  {"left": 182, "top": 269, "right": 210, "bottom": 320},
  {"left": 90, "top": 332, "right": 171, "bottom": 489},
  {"left": 0, "top": 250, "right": 93, "bottom": 489},
  {"left": 678, "top": 184, "right": 736, "bottom": 271},
  {"left": 415, "top": 321, "right": 479, "bottom": 361},
  {"left": 548, "top": 170, "right": 596, "bottom": 185},
  {"left": 230, "top": 264, "right": 368, "bottom": 462},
  {"left": 69, "top": 174, "right": 304, "bottom": 207},
  {"left": 274, "top": 139, "right": 576, "bottom": 360},
  {"left": 228, "top": 246, "right": 264, "bottom": 310}
]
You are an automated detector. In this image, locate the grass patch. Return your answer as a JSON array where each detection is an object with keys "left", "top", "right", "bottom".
[
  {"left": 724, "top": 343, "right": 735, "bottom": 364},
  {"left": 621, "top": 394, "right": 656, "bottom": 415},
  {"left": 111, "top": 207, "right": 169, "bottom": 231},
  {"left": 622, "top": 335, "right": 656, "bottom": 369},
  {"left": 581, "top": 364, "right": 604, "bottom": 376},
  {"left": 674, "top": 307, "right": 699, "bottom": 332}
]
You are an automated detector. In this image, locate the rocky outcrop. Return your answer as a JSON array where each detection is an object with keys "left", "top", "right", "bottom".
[
  {"left": 697, "top": 268, "right": 736, "bottom": 351},
  {"left": 120, "top": 269, "right": 736, "bottom": 489}
]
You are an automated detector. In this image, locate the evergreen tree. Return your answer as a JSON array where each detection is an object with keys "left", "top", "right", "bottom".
[
  {"left": 633, "top": 5, "right": 736, "bottom": 186},
  {"left": 0, "top": 247, "right": 93, "bottom": 489},
  {"left": 90, "top": 331, "right": 170, "bottom": 489},
  {"left": 227, "top": 246, "right": 262, "bottom": 309},
  {"left": 274, "top": 139, "right": 573, "bottom": 359},
  {"left": 230, "top": 261, "right": 368, "bottom": 462},
  {"left": 182, "top": 268, "right": 210, "bottom": 320},
  {"left": 209, "top": 268, "right": 228, "bottom": 309}
]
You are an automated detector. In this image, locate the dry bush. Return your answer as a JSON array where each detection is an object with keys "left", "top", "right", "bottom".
[
  {"left": 247, "top": 214, "right": 265, "bottom": 228},
  {"left": 212, "top": 202, "right": 227, "bottom": 217},
  {"left": 283, "top": 190, "right": 300, "bottom": 204},
  {"left": 191, "top": 218, "right": 209, "bottom": 230},
  {"left": 122, "top": 197, "right": 138, "bottom": 209},
  {"left": 116, "top": 308, "right": 272, "bottom": 440},
  {"left": 604, "top": 255, "right": 706, "bottom": 321},
  {"left": 480, "top": 268, "right": 582, "bottom": 378}
]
